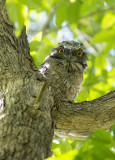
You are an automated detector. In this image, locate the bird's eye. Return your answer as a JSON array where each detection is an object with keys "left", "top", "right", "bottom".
[
  {"left": 76, "top": 49, "right": 83, "bottom": 57},
  {"left": 59, "top": 47, "right": 64, "bottom": 54}
]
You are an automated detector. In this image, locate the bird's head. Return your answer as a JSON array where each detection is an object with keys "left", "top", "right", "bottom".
[{"left": 50, "top": 41, "right": 88, "bottom": 72}]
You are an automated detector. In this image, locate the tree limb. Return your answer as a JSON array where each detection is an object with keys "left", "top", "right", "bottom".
[{"left": 53, "top": 91, "right": 115, "bottom": 139}]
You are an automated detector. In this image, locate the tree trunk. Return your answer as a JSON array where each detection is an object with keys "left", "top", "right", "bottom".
[
  {"left": 0, "top": 0, "right": 115, "bottom": 159},
  {"left": 0, "top": 0, "right": 54, "bottom": 159}
]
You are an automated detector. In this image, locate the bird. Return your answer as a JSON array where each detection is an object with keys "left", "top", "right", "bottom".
[{"left": 39, "top": 41, "right": 88, "bottom": 102}]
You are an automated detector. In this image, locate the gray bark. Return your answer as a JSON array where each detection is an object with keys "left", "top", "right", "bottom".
[
  {"left": 0, "top": 0, "right": 115, "bottom": 159},
  {"left": 0, "top": 0, "right": 54, "bottom": 159},
  {"left": 53, "top": 91, "right": 115, "bottom": 139}
]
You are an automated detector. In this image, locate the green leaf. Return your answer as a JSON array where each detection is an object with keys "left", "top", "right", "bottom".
[
  {"left": 91, "top": 129, "right": 115, "bottom": 160},
  {"left": 67, "top": 0, "right": 82, "bottom": 24},
  {"left": 75, "top": 89, "right": 89, "bottom": 102},
  {"left": 52, "top": 142, "right": 61, "bottom": 156},
  {"left": 19, "top": 0, "right": 41, "bottom": 10},
  {"left": 60, "top": 140, "right": 72, "bottom": 154},
  {"left": 112, "top": 125, "right": 115, "bottom": 141},
  {"left": 51, "top": 0, "right": 62, "bottom": 6},
  {"left": 29, "top": 32, "right": 43, "bottom": 52},
  {"left": 92, "top": 129, "right": 112, "bottom": 144},
  {"left": 75, "top": 129, "right": 115, "bottom": 160},
  {"left": 56, "top": 1, "right": 68, "bottom": 26},
  {"left": 46, "top": 150, "right": 78, "bottom": 160},
  {"left": 29, "top": 41, "right": 39, "bottom": 52},
  {"left": 95, "top": 54, "right": 106, "bottom": 70},
  {"left": 93, "top": 29, "right": 115, "bottom": 43},
  {"left": 32, "top": 36, "right": 53, "bottom": 67},
  {"left": 106, "top": 0, "right": 115, "bottom": 6},
  {"left": 56, "top": 0, "right": 83, "bottom": 26},
  {"left": 103, "top": 42, "right": 115, "bottom": 55},
  {"left": 81, "top": 0, "right": 104, "bottom": 16},
  {"left": 101, "top": 11, "right": 115, "bottom": 29}
]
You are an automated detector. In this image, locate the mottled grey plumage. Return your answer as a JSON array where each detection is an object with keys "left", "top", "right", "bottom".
[{"left": 39, "top": 41, "right": 88, "bottom": 101}]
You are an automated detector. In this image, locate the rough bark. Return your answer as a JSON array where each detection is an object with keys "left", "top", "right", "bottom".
[
  {"left": 0, "top": 0, "right": 54, "bottom": 159},
  {"left": 0, "top": 0, "right": 115, "bottom": 160},
  {"left": 53, "top": 91, "right": 115, "bottom": 139}
]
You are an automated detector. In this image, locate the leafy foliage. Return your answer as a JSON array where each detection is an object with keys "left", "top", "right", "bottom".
[
  {"left": 6, "top": 0, "right": 115, "bottom": 159},
  {"left": 46, "top": 127, "right": 115, "bottom": 160}
]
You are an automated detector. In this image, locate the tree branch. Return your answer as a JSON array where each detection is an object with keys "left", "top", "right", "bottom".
[
  {"left": 81, "top": 7, "right": 115, "bottom": 19},
  {"left": 53, "top": 91, "right": 115, "bottom": 139},
  {"left": 41, "top": 5, "right": 58, "bottom": 36}
]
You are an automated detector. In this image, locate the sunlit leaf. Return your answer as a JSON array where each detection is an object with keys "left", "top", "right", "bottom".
[
  {"left": 52, "top": 142, "right": 61, "bottom": 156},
  {"left": 92, "top": 129, "right": 112, "bottom": 144},
  {"left": 67, "top": 0, "right": 82, "bottom": 24},
  {"left": 29, "top": 41, "right": 39, "bottom": 52},
  {"left": 93, "top": 30, "right": 115, "bottom": 43},
  {"left": 101, "top": 11, "right": 115, "bottom": 29},
  {"left": 60, "top": 140, "right": 72, "bottom": 154},
  {"left": 19, "top": 0, "right": 41, "bottom": 10},
  {"left": 56, "top": 1, "right": 68, "bottom": 26},
  {"left": 46, "top": 150, "right": 78, "bottom": 160},
  {"left": 75, "top": 89, "right": 89, "bottom": 102},
  {"left": 105, "top": 0, "right": 115, "bottom": 6},
  {"left": 112, "top": 125, "right": 115, "bottom": 141},
  {"left": 74, "top": 129, "right": 115, "bottom": 160}
]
